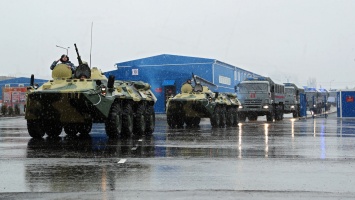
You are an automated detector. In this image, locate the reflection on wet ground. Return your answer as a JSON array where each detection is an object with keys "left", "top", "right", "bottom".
[{"left": 2, "top": 113, "right": 355, "bottom": 198}]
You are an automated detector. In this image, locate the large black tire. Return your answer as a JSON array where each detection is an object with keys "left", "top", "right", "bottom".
[
  {"left": 78, "top": 120, "right": 92, "bottom": 135},
  {"left": 220, "top": 106, "right": 226, "bottom": 127},
  {"left": 168, "top": 113, "right": 185, "bottom": 128},
  {"left": 292, "top": 111, "right": 298, "bottom": 118},
  {"left": 64, "top": 124, "right": 78, "bottom": 136},
  {"left": 45, "top": 121, "right": 63, "bottom": 137},
  {"left": 145, "top": 105, "right": 155, "bottom": 135},
  {"left": 133, "top": 104, "right": 146, "bottom": 135},
  {"left": 266, "top": 111, "right": 274, "bottom": 122},
  {"left": 122, "top": 103, "right": 134, "bottom": 136},
  {"left": 105, "top": 102, "right": 122, "bottom": 138},
  {"left": 226, "top": 107, "right": 234, "bottom": 127},
  {"left": 210, "top": 106, "right": 221, "bottom": 128},
  {"left": 238, "top": 113, "right": 247, "bottom": 122},
  {"left": 232, "top": 108, "right": 239, "bottom": 126},
  {"left": 27, "top": 120, "right": 45, "bottom": 139},
  {"left": 185, "top": 117, "right": 201, "bottom": 127}
]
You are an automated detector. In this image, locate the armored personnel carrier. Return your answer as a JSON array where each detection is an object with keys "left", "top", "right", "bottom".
[
  {"left": 25, "top": 44, "right": 157, "bottom": 138},
  {"left": 166, "top": 74, "right": 240, "bottom": 128}
]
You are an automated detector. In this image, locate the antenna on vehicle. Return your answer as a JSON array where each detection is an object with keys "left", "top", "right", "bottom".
[{"left": 90, "top": 22, "right": 93, "bottom": 67}]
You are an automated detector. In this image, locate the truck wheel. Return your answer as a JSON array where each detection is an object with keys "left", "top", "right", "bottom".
[
  {"left": 134, "top": 104, "right": 146, "bottom": 136},
  {"left": 292, "top": 111, "right": 298, "bottom": 118},
  {"left": 266, "top": 112, "right": 274, "bottom": 122},
  {"left": 45, "top": 121, "right": 62, "bottom": 137},
  {"left": 145, "top": 105, "right": 155, "bottom": 135},
  {"left": 122, "top": 103, "right": 134, "bottom": 136},
  {"left": 105, "top": 102, "right": 122, "bottom": 138},
  {"left": 238, "top": 113, "right": 246, "bottom": 122},
  {"left": 64, "top": 124, "right": 78, "bottom": 136},
  {"left": 210, "top": 106, "right": 221, "bottom": 128},
  {"left": 27, "top": 120, "right": 45, "bottom": 139}
]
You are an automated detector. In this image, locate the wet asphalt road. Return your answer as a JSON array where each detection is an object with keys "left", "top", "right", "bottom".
[{"left": 1, "top": 113, "right": 355, "bottom": 199}]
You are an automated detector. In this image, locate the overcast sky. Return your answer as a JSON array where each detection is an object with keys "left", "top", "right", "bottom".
[{"left": 1, "top": 0, "right": 355, "bottom": 89}]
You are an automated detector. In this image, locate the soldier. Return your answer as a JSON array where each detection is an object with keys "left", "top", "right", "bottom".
[
  {"left": 181, "top": 79, "right": 193, "bottom": 93},
  {"left": 50, "top": 54, "right": 76, "bottom": 73}
]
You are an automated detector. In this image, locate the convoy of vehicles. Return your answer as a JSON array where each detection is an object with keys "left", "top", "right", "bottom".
[
  {"left": 23, "top": 43, "right": 338, "bottom": 138},
  {"left": 236, "top": 77, "right": 285, "bottom": 122},
  {"left": 283, "top": 83, "right": 304, "bottom": 118},
  {"left": 25, "top": 44, "right": 157, "bottom": 138},
  {"left": 166, "top": 74, "right": 241, "bottom": 128}
]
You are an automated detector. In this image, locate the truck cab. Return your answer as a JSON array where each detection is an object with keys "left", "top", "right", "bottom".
[
  {"left": 237, "top": 77, "right": 285, "bottom": 122},
  {"left": 284, "top": 83, "right": 304, "bottom": 118}
]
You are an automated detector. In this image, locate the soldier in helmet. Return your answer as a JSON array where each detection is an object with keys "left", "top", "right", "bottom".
[
  {"left": 50, "top": 54, "right": 76, "bottom": 73},
  {"left": 181, "top": 79, "right": 193, "bottom": 93}
]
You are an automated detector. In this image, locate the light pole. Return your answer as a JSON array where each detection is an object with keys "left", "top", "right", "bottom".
[
  {"left": 56, "top": 45, "right": 70, "bottom": 55},
  {"left": 330, "top": 80, "right": 334, "bottom": 90}
]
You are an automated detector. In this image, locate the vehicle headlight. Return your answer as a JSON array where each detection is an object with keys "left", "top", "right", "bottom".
[
  {"left": 290, "top": 105, "right": 295, "bottom": 109},
  {"left": 263, "top": 105, "right": 269, "bottom": 109},
  {"left": 239, "top": 105, "right": 243, "bottom": 109}
]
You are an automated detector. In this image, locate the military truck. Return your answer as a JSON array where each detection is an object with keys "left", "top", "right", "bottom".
[
  {"left": 283, "top": 83, "right": 304, "bottom": 118},
  {"left": 25, "top": 44, "right": 157, "bottom": 138},
  {"left": 166, "top": 74, "right": 240, "bottom": 128},
  {"left": 236, "top": 77, "right": 285, "bottom": 122},
  {"left": 304, "top": 87, "right": 329, "bottom": 115}
]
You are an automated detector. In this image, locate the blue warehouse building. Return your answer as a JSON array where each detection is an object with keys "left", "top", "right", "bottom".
[{"left": 105, "top": 54, "right": 261, "bottom": 113}]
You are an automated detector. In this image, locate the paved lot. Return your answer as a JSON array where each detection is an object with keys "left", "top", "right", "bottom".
[{"left": 1, "top": 113, "right": 355, "bottom": 199}]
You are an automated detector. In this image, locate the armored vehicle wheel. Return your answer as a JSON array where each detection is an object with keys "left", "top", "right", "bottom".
[
  {"left": 238, "top": 113, "right": 246, "bottom": 122},
  {"left": 192, "top": 117, "right": 201, "bottom": 126},
  {"left": 27, "top": 120, "right": 45, "bottom": 139},
  {"left": 219, "top": 106, "right": 226, "bottom": 127},
  {"left": 231, "top": 107, "right": 239, "bottom": 126},
  {"left": 210, "top": 106, "right": 221, "bottom": 128},
  {"left": 78, "top": 120, "right": 92, "bottom": 135},
  {"left": 122, "top": 103, "right": 134, "bottom": 136},
  {"left": 145, "top": 105, "right": 155, "bottom": 135},
  {"left": 45, "top": 121, "right": 62, "bottom": 137},
  {"left": 185, "top": 117, "right": 200, "bottom": 127},
  {"left": 133, "top": 104, "right": 146, "bottom": 135},
  {"left": 64, "top": 124, "right": 79, "bottom": 136},
  {"left": 226, "top": 107, "right": 234, "bottom": 127},
  {"left": 167, "top": 114, "right": 184, "bottom": 128},
  {"left": 105, "top": 102, "right": 122, "bottom": 138}
]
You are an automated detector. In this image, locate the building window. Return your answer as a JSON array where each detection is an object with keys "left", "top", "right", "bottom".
[
  {"left": 132, "top": 69, "right": 139, "bottom": 75},
  {"left": 219, "top": 75, "right": 231, "bottom": 85}
]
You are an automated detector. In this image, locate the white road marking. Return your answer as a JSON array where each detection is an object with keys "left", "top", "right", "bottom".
[{"left": 117, "top": 159, "right": 127, "bottom": 164}]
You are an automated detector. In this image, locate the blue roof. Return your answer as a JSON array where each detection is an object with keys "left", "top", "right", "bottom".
[
  {"left": 0, "top": 77, "right": 48, "bottom": 87},
  {"left": 115, "top": 54, "right": 215, "bottom": 68}
]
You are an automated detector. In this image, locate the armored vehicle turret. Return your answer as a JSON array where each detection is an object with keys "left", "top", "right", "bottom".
[
  {"left": 25, "top": 44, "right": 157, "bottom": 138},
  {"left": 166, "top": 74, "right": 240, "bottom": 128}
]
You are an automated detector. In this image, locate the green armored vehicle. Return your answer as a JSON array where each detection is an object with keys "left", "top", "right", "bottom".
[
  {"left": 25, "top": 44, "right": 157, "bottom": 138},
  {"left": 166, "top": 74, "right": 240, "bottom": 128}
]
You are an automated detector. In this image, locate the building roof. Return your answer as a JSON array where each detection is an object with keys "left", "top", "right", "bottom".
[
  {"left": 0, "top": 77, "right": 48, "bottom": 87},
  {"left": 115, "top": 54, "right": 215, "bottom": 68}
]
